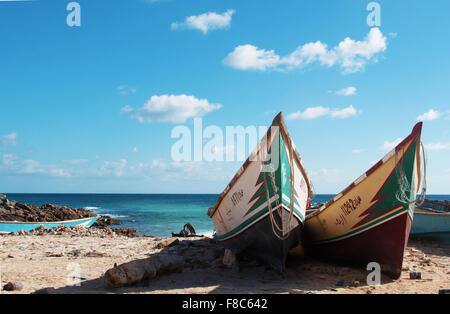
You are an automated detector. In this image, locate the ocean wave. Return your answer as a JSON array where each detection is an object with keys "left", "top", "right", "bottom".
[
  {"left": 104, "top": 214, "right": 129, "bottom": 219},
  {"left": 199, "top": 230, "right": 214, "bottom": 237},
  {"left": 84, "top": 206, "right": 100, "bottom": 210}
]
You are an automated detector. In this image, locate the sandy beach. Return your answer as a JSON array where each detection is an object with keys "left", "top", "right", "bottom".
[{"left": 1, "top": 229, "right": 448, "bottom": 294}]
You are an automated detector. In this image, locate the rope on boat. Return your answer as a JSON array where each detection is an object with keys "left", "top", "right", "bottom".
[
  {"left": 263, "top": 138, "right": 295, "bottom": 241},
  {"left": 416, "top": 142, "right": 427, "bottom": 207},
  {"left": 395, "top": 140, "right": 427, "bottom": 207}
]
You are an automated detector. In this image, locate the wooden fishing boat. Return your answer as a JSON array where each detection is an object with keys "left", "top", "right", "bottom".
[
  {"left": 304, "top": 122, "right": 424, "bottom": 279},
  {"left": 411, "top": 207, "right": 450, "bottom": 235},
  {"left": 0, "top": 216, "right": 99, "bottom": 234},
  {"left": 207, "top": 112, "right": 313, "bottom": 272}
]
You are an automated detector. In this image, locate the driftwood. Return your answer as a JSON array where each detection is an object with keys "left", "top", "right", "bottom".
[{"left": 104, "top": 254, "right": 184, "bottom": 288}]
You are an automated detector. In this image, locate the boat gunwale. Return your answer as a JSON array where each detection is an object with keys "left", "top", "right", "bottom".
[
  {"left": 0, "top": 215, "right": 100, "bottom": 225},
  {"left": 414, "top": 209, "right": 450, "bottom": 217},
  {"left": 207, "top": 112, "right": 313, "bottom": 218},
  {"left": 306, "top": 122, "right": 423, "bottom": 221}
]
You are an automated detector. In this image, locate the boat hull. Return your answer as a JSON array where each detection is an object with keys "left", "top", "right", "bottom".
[
  {"left": 304, "top": 123, "right": 423, "bottom": 279},
  {"left": 411, "top": 210, "right": 450, "bottom": 234},
  {"left": 307, "top": 212, "right": 412, "bottom": 278},
  {"left": 0, "top": 216, "right": 99, "bottom": 234},
  {"left": 220, "top": 209, "right": 302, "bottom": 273}
]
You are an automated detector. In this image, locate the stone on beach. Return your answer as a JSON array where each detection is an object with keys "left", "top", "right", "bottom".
[
  {"left": 3, "top": 281, "right": 23, "bottom": 291},
  {"left": 104, "top": 254, "right": 185, "bottom": 288}
]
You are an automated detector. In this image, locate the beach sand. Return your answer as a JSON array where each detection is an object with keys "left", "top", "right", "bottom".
[{"left": 0, "top": 233, "right": 448, "bottom": 294}]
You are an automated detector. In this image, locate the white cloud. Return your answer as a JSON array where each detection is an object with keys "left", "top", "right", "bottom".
[
  {"left": 98, "top": 159, "right": 127, "bottom": 177},
  {"left": 379, "top": 138, "right": 402, "bottom": 152},
  {"left": 424, "top": 142, "right": 450, "bottom": 151},
  {"left": 171, "top": 9, "right": 235, "bottom": 34},
  {"left": 2, "top": 132, "right": 17, "bottom": 146},
  {"left": 62, "top": 159, "right": 89, "bottom": 164},
  {"left": 417, "top": 109, "right": 441, "bottom": 121},
  {"left": 222, "top": 44, "right": 281, "bottom": 71},
  {"left": 330, "top": 105, "right": 358, "bottom": 118},
  {"left": 1, "top": 154, "right": 72, "bottom": 178},
  {"left": 121, "top": 94, "right": 222, "bottom": 123},
  {"left": 287, "top": 105, "right": 358, "bottom": 120},
  {"left": 388, "top": 32, "right": 398, "bottom": 38},
  {"left": 131, "top": 147, "right": 138, "bottom": 153},
  {"left": 117, "top": 85, "right": 137, "bottom": 96},
  {"left": 224, "top": 28, "right": 387, "bottom": 73},
  {"left": 336, "top": 86, "right": 357, "bottom": 96},
  {"left": 352, "top": 149, "right": 365, "bottom": 154}
]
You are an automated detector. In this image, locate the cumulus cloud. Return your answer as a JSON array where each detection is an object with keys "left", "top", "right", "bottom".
[
  {"left": 117, "top": 85, "right": 137, "bottom": 96},
  {"left": 98, "top": 159, "right": 127, "bottom": 177},
  {"left": 171, "top": 9, "right": 235, "bottom": 34},
  {"left": 222, "top": 44, "right": 281, "bottom": 71},
  {"left": 0, "top": 154, "right": 72, "bottom": 178},
  {"left": 417, "top": 109, "right": 441, "bottom": 121},
  {"left": 379, "top": 138, "right": 402, "bottom": 152},
  {"left": 121, "top": 94, "right": 222, "bottom": 123},
  {"left": 223, "top": 28, "right": 387, "bottom": 73},
  {"left": 336, "top": 86, "right": 357, "bottom": 96},
  {"left": 2, "top": 132, "right": 17, "bottom": 146},
  {"left": 287, "top": 105, "right": 358, "bottom": 120},
  {"left": 425, "top": 142, "right": 450, "bottom": 151}
]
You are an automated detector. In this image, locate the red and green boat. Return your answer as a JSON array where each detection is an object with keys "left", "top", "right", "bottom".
[
  {"left": 208, "top": 113, "right": 313, "bottom": 272},
  {"left": 304, "top": 122, "right": 424, "bottom": 279}
]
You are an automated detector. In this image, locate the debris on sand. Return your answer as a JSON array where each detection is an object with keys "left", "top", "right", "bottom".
[{"left": 104, "top": 254, "right": 185, "bottom": 288}]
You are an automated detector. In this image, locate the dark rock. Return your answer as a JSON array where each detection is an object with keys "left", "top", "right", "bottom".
[
  {"left": 92, "top": 215, "right": 123, "bottom": 228},
  {"left": 3, "top": 281, "right": 23, "bottom": 291},
  {"left": 0, "top": 198, "right": 96, "bottom": 223},
  {"left": 172, "top": 223, "right": 197, "bottom": 237}
]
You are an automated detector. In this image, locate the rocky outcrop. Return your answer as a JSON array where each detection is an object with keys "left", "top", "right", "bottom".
[
  {"left": 9, "top": 224, "right": 137, "bottom": 237},
  {"left": 0, "top": 198, "right": 136, "bottom": 237},
  {"left": 0, "top": 198, "right": 96, "bottom": 222},
  {"left": 421, "top": 199, "right": 450, "bottom": 212},
  {"left": 92, "top": 215, "right": 123, "bottom": 228}
]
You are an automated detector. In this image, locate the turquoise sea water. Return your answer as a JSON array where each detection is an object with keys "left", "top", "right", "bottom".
[{"left": 4, "top": 194, "right": 449, "bottom": 237}]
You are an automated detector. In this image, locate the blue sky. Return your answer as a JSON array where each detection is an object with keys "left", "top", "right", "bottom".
[{"left": 0, "top": 0, "right": 449, "bottom": 194}]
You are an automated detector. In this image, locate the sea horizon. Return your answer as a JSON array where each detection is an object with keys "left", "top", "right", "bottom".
[{"left": 3, "top": 193, "right": 449, "bottom": 238}]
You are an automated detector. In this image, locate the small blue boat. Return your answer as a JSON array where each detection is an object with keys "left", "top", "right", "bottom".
[
  {"left": 411, "top": 208, "right": 450, "bottom": 235},
  {"left": 0, "top": 216, "right": 99, "bottom": 234}
]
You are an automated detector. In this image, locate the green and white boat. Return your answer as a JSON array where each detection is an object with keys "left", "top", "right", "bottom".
[{"left": 207, "top": 112, "right": 313, "bottom": 272}]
